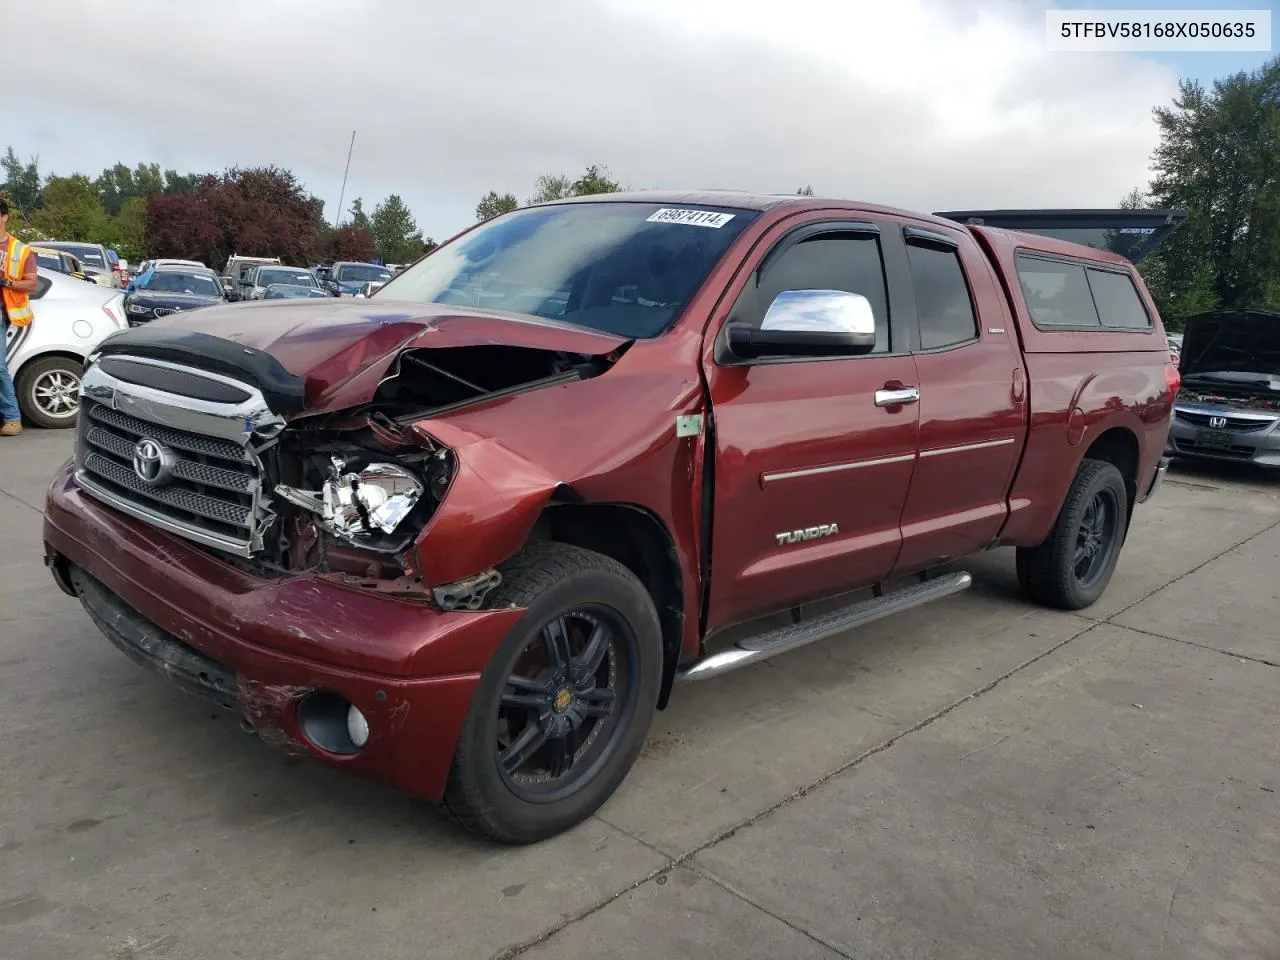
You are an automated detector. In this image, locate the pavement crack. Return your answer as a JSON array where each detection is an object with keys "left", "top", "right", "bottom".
[
  {"left": 686, "top": 863, "right": 856, "bottom": 959},
  {"left": 1116, "top": 624, "right": 1280, "bottom": 668},
  {"left": 0, "top": 485, "right": 41, "bottom": 514}
]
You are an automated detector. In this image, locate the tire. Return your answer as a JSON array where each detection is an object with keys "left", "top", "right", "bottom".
[
  {"left": 442, "top": 541, "right": 662, "bottom": 843},
  {"left": 15, "top": 356, "right": 84, "bottom": 430},
  {"left": 1016, "top": 459, "right": 1129, "bottom": 611}
]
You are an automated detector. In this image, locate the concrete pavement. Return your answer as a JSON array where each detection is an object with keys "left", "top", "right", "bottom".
[{"left": 1, "top": 430, "right": 1277, "bottom": 959}]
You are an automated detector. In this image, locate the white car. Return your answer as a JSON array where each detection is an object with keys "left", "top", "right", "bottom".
[{"left": 4, "top": 271, "right": 128, "bottom": 429}]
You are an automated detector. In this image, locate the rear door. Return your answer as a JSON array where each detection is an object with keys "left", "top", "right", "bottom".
[
  {"left": 702, "top": 216, "right": 921, "bottom": 633},
  {"left": 885, "top": 221, "right": 1029, "bottom": 573}
]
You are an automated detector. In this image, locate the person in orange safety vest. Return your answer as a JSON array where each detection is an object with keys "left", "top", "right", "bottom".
[{"left": 0, "top": 197, "right": 40, "bottom": 436}]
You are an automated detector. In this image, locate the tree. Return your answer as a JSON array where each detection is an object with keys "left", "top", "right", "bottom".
[
  {"left": 325, "top": 223, "right": 377, "bottom": 262},
  {"left": 162, "top": 170, "right": 202, "bottom": 196},
  {"left": 571, "top": 164, "right": 621, "bottom": 196},
  {"left": 348, "top": 197, "right": 371, "bottom": 231},
  {"left": 370, "top": 194, "right": 424, "bottom": 264},
  {"left": 1147, "top": 57, "right": 1280, "bottom": 318},
  {"left": 528, "top": 173, "right": 573, "bottom": 205},
  {"left": 1, "top": 147, "right": 41, "bottom": 214},
  {"left": 113, "top": 197, "right": 149, "bottom": 262},
  {"left": 147, "top": 166, "right": 325, "bottom": 267},
  {"left": 31, "top": 175, "right": 112, "bottom": 243},
  {"left": 476, "top": 190, "right": 518, "bottom": 221},
  {"left": 796, "top": 185, "right": 815, "bottom": 196}
]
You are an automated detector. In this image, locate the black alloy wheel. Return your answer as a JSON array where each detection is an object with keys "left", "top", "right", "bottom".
[
  {"left": 443, "top": 541, "right": 661, "bottom": 843},
  {"left": 496, "top": 606, "right": 636, "bottom": 802},
  {"left": 1016, "top": 458, "right": 1130, "bottom": 611}
]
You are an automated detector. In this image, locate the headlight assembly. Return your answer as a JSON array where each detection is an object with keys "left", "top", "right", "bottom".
[
  {"left": 273, "top": 450, "right": 453, "bottom": 551},
  {"left": 323, "top": 461, "right": 423, "bottom": 538}
]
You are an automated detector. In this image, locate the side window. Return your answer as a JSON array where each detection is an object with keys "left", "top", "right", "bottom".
[
  {"left": 1087, "top": 268, "right": 1151, "bottom": 329},
  {"left": 741, "top": 233, "right": 891, "bottom": 353},
  {"left": 904, "top": 241, "right": 978, "bottom": 350},
  {"left": 1016, "top": 255, "right": 1100, "bottom": 328}
]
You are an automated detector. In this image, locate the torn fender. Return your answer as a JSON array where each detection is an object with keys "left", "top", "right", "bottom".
[{"left": 409, "top": 419, "right": 565, "bottom": 587}]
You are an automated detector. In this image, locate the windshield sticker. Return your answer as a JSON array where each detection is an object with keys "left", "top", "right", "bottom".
[{"left": 646, "top": 208, "right": 735, "bottom": 229}]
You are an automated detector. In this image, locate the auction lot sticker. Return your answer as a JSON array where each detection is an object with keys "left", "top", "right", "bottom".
[{"left": 646, "top": 208, "right": 736, "bottom": 228}]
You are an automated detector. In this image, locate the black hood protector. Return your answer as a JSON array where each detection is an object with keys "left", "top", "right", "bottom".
[{"left": 1180, "top": 308, "right": 1280, "bottom": 382}]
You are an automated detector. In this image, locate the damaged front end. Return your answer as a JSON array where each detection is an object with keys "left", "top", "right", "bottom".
[{"left": 76, "top": 324, "right": 626, "bottom": 614}]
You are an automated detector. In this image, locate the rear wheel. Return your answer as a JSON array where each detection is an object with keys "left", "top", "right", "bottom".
[
  {"left": 16, "top": 356, "right": 83, "bottom": 429},
  {"left": 1016, "top": 459, "right": 1128, "bottom": 610},
  {"left": 442, "top": 542, "right": 661, "bottom": 843}
]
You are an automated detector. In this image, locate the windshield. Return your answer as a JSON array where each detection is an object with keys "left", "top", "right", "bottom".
[
  {"left": 257, "top": 268, "right": 316, "bottom": 287},
  {"left": 265, "top": 285, "right": 328, "bottom": 299},
  {"left": 48, "top": 243, "right": 106, "bottom": 268},
  {"left": 143, "top": 271, "right": 222, "bottom": 296},
  {"left": 378, "top": 202, "right": 756, "bottom": 338},
  {"left": 337, "top": 264, "right": 392, "bottom": 283}
]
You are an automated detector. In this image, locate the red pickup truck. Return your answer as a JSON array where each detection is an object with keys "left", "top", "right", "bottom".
[{"left": 43, "top": 192, "right": 1179, "bottom": 843}]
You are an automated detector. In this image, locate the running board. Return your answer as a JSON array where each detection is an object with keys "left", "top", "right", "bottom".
[{"left": 677, "top": 571, "right": 973, "bottom": 683}]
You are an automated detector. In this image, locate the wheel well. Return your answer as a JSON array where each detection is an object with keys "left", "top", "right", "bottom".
[
  {"left": 530, "top": 503, "right": 685, "bottom": 710},
  {"left": 1083, "top": 427, "right": 1140, "bottom": 520},
  {"left": 12, "top": 350, "right": 86, "bottom": 380}
]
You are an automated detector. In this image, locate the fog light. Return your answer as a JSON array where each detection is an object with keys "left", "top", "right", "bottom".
[{"left": 346, "top": 704, "right": 370, "bottom": 748}]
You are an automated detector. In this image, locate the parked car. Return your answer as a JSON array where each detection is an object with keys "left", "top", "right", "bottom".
[
  {"left": 4, "top": 271, "right": 127, "bottom": 428},
  {"left": 1165, "top": 308, "right": 1280, "bottom": 468},
  {"left": 222, "top": 255, "right": 281, "bottom": 301},
  {"left": 123, "top": 265, "right": 226, "bottom": 326},
  {"left": 136, "top": 258, "right": 207, "bottom": 276},
  {"left": 35, "top": 241, "right": 121, "bottom": 288},
  {"left": 323, "top": 261, "right": 392, "bottom": 296},
  {"left": 240, "top": 265, "right": 324, "bottom": 301},
  {"left": 42, "top": 193, "right": 1178, "bottom": 843},
  {"left": 31, "top": 245, "right": 92, "bottom": 283},
  {"left": 263, "top": 284, "right": 331, "bottom": 300}
]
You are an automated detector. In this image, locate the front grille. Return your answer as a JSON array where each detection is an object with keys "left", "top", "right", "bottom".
[
  {"left": 153, "top": 307, "right": 176, "bottom": 318},
  {"left": 1174, "top": 409, "right": 1277, "bottom": 433},
  {"left": 74, "top": 356, "right": 284, "bottom": 557}
]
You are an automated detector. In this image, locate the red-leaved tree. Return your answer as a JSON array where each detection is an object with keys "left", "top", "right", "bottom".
[
  {"left": 324, "top": 224, "right": 377, "bottom": 262},
  {"left": 146, "top": 166, "right": 325, "bottom": 269}
]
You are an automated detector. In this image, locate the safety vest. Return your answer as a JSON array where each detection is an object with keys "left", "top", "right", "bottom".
[{"left": 1, "top": 235, "right": 34, "bottom": 327}]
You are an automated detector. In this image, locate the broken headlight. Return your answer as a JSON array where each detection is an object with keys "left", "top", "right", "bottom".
[{"left": 324, "top": 460, "right": 424, "bottom": 538}]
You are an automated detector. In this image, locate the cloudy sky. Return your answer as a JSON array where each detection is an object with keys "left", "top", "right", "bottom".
[{"left": 10, "top": 0, "right": 1276, "bottom": 243}]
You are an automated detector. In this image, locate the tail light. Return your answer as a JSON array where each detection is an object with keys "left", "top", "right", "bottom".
[{"left": 1164, "top": 361, "right": 1181, "bottom": 395}]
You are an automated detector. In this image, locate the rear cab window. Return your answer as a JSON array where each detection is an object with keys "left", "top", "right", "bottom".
[{"left": 1015, "top": 254, "right": 1151, "bottom": 331}]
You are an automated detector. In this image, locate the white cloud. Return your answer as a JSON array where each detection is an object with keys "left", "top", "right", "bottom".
[{"left": 9, "top": 0, "right": 1177, "bottom": 239}]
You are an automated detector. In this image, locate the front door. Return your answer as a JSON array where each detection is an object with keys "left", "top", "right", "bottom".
[{"left": 703, "top": 218, "right": 921, "bottom": 635}]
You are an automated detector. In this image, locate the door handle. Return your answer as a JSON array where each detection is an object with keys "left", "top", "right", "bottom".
[{"left": 875, "top": 386, "right": 920, "bottom": 407}]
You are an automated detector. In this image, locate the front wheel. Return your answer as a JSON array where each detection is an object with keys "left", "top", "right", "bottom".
[
  {"left": 1016, "top": 459, "right": 1129, "bottom": 610},
  {"left": 15, "top": 356, "right": 84, "bottom": 429},
  {"left": 442, "top": 542, "right": 662, "bottom": 843}
]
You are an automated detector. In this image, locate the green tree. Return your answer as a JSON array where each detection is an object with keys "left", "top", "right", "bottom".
[
  {"left": 796, "top": 185, "right": 815, "bottom": 196},
  {"left": 1148, "top": 57, "right": 1280, "bottom": 317},
  {"left": 476, "top": 190, "right": 518, "bottom": 221},
  {"left": 1, "top": 147, "right": 42, "bottom": 214},
  {"left": 31, "top": 175, "right": 112, "bottom": 243},
  {"left": 112, "top": 196, "right": 149, "bottom": 262},
  {"left": 370, "top": 194, "right": 424, "bottom": 263},
  {"left": 528, "top": 173, "right": 573, "bottom": 205},
  {"left": 570, "top": 164, "right": 621, "bottom": 196},
  {"left": 348, "top": 197, "right": 371, "bottom": 231}
]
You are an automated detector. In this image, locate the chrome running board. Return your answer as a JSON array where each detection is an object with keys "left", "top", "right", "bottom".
[{"left": 677, "top": 571, "right": 973, "bottom": 683}]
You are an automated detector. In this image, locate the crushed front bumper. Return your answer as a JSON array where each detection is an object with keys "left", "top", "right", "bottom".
[{"left": 43, "top": 460, "right": 523, "bottom": 801}]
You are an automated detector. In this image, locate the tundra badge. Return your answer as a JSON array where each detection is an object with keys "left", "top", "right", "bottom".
[{"left": 775, "top": 523, "right": 839, "bottom": 546}]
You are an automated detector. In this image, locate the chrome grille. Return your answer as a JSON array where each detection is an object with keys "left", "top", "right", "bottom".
[
  {"left": 1174, "top": 408, "right": 1277, "bottom": 433},
  {"left": 153, "top": 307, "right": 177, "bottom": 318},
  {"left": 74, "top": 356, "right": 284, "bottom": 557}
]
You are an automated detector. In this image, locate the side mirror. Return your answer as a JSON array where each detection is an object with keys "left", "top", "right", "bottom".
[
  {"left": 725, "top": 289, "right": 878, "bottom": 360},
  {"left": 126, "top": 282, "right": 135, "bottom": 293}
]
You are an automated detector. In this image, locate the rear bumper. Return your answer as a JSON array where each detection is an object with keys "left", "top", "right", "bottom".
[{"left": 43, "top": 460, "right": 523, "bottom": 800}]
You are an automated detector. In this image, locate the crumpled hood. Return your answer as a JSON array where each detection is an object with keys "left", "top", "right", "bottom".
[
  {"left": 97, "top": 299, "right": 630, "bottom": 414},
  {"left": 1180, "top": 308, "right": 1280, "bottom": 381}
]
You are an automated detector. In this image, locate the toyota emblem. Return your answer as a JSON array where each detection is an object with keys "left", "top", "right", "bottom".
[
  {"left": 1208, "top": 416, "right": 1228, "bottom": 429},
  {"left": 132, "top": 438, "right": 175, "bottom": 485}
]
